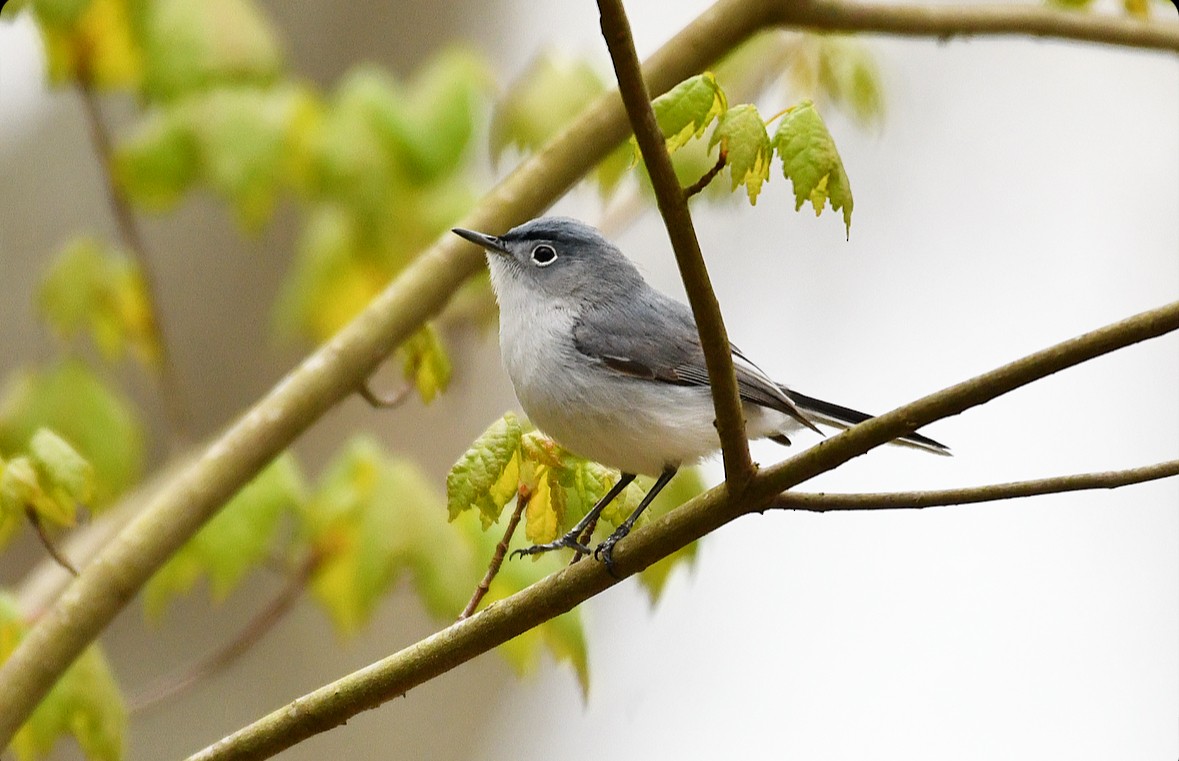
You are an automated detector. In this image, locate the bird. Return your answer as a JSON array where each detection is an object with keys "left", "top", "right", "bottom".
[{"left": 452, "top": 217, "right": 947, "bottom": 571}]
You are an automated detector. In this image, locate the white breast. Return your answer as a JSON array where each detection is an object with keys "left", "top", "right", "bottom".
[{"left": 489, "top": 258, "right": 794, "bottom": 475}]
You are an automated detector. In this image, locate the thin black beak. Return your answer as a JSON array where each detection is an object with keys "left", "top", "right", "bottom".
[{"left": 452, "top": 227, "right": 509, "bottom": 255}]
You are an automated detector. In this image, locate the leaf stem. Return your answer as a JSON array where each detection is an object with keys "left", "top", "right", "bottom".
[
  {"left": 78, "top": 86, "right": 191, "bottom": 450},
  {"left": 683, "top": 148, "right": 729, "bottom": 200},
  {"left": 597, "top": 0, "right": 755, "bottom": 486},
  {"left": 24, "top": 509, "right": 79, "bottom": 577},
  {"left": 460, "top": 488, "right": 529, "bottom": 620}
]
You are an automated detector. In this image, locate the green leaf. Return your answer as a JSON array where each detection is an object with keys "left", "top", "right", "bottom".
[
  {"left": 29, "top": 428, "right": 96, "bottom": 512},
  {"left": 113, "top": 107, "right": 200, "bottom": 210},
  {"left": 0, "top": 361, "right": 144, "bottom": 506},
  {"left": 0, "top": 457, "right": 49, "bottom": 522},
  {"left": 399, "top": 323, "right": 452, "bottom": 404},
  {"left": 650, "top": 72, "right": 727, "bottom": 153},
  {"left": 370, "top": 48, "right": 489, "bottom": 184},
  {"left": 38, "top": 238, "right": 160, "bottom": 366},
  {"left": 816, "top": 37, "right": 885, "bottom": 127},
  {"left": 2, "top": 594, "right": 126, "bottom": 761},
  {"left": 708, "top": 103, "right": 772, "bottom": 204},
  {"left": 139, "top": 0, "right": 283, "bottom": 101},
  {"left": 144, "top": 453, "right": 305, "bottom": 617},
  {"left": 772, "top": 100, "right": 854, "bottom": 235},
  {"left": 446, "top": 412, "right": 525, "bottom": 527},
  {"left": 300, "top": 438, "right": 461, "bottom": 634},
  {"left": 489, "top": 53, "right": 605, "bottom": 163}
]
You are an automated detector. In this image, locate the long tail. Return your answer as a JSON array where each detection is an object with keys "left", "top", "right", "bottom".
[{"left": 784, "top": 389, "right": 951, "bottom": 456}]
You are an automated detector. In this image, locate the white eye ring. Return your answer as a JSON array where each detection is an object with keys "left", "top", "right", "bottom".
[{"left": 531, "top": 244, "right": 557, "bottom": 267}]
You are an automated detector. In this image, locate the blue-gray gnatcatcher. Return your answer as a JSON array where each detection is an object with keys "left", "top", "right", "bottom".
[{"left": 453, "top": 217, "right": 947, "bottom": 568}]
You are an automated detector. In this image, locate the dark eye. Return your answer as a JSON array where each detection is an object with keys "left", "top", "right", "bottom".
[{"left": 530, "top": 244, "right": 557, "bottom": 267}]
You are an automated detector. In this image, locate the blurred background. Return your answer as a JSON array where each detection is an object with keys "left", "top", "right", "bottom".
[{"left": 1, "top": 0, "right": 1176, "bottom": 759}]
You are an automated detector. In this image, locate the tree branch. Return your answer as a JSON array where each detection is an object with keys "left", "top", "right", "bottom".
[
  {"left": 3, "top": 0, "right": 1176, "bottom": 747},
  {"left": 769, "top": 0, "right": 1179, "bottom": 52},
  {"left": 598, "top": 0, "right": 755, "bottom": 484},
  {"left": 184, "top": 300, "right": 1179, "bottom": 761},
  {"left": 771, "top": 460, "right": 1179, "bottom": 512},
  {"left": 78, "top": 86, "right": 192, "bottom": 449}
]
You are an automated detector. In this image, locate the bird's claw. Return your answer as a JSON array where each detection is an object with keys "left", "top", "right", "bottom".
[
  {"left": 593, "top": 527, "right": 631, "bottom": 578},
  {"left": 509, "top": 534, "right": 592, "bottom": 561}
]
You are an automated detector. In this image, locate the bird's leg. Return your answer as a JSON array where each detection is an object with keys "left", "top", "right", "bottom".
[
  {"left": 594, "top": 467, "right": 677, "bottom": 576},
  {"left": 510, "top": 473, "right": 638, "bottom": 560}
]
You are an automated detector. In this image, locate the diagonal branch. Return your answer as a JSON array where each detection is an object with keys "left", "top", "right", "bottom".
[
  {"left": 597, "top": 0, "right": 755, "bottom": 484},
  {"left": 771, "top": 460, "right": 1179, "bottom": 512},
  {"left": 183, "top": 300, "right": 1179, "bottom": 761},
  {"left": 3, "top": 0, "right": 1177, "bottom": 747}
]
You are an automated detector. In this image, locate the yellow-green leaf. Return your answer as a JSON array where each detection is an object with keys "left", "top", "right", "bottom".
[
  {"left": 816, "top": 37, "right": 885, "bottom": 127},
  {"left": 38, "top": 238, "right": 160, "bottom": 366},
  {"left": 300, "top": 438, "right": 455, "bottom": 634},
  {"left": 489, "top": 53, "right": 604, "bottom": 163},
  {"left": 650, "top": 71, "right": 727, "bottom": 153},
  {"left": 524, "top": 466, "right": 567, "bottom": 544},
  {"left": 708, "top": 103, "right": 772, "bottom": 204},
  {"left": 144, "top": 453, "right": 305, "bottom": 617},
  {"left": 446, "top": 412, "right": 525, "bottom": 527},
  {"left": 772, "top": 100, "right": 853, "bottom": 235},
  {"left": 28, "top": 428, "right": 95, "bottom": 516},
  {"left": 399, "top": 323, "right": 452, "bottom": 404},
  {"left": 0, "top": 361, "right": 144, "bottom": 506},
  {"left": 35, "top": 0, "right": 142, "bottom": 89},
  {"left": 2, "top": 594, "right": 126, "bottom": 761},
  {"left": 139, "top": 0, "right": 283, "bottom": 101}
]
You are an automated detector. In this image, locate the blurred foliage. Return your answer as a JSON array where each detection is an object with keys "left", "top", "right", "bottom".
[
  {"left": 0, "top": 361, "right": 144, "bottom": 507},
  {"left": 39, "top": 238, "right": 160, "bottom": 367},
  {"left": 1, "top": 594, "right": 125, "bottom": 761}
]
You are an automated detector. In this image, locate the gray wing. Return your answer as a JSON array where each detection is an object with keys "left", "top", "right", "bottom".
[{"left": 572, "top": 290, "right": 819, "bottom": 433}]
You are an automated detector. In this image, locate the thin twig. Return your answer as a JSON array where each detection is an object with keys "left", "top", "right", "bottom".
[
  {"left": 25, "top": 509, "right": 79, "bottom": 577},
  {"left": 358, "top": 381, "right": 414, "bottom": 409},
  {"left": 128, "top": 552, "right": 320, "bottom": 714},
  {"left": 460, "top": 489, "right": 529, "bottom": 620},
  {"left": 183, "top": 300, "right": 1179, "bottom": 761},
  {"left": 597, "top": 0, "right": 755, "bottom": 485},
  {"left": 78, "top": 86, "right": 191, "bottom": 449},
  {"left": 770, "top": 460, "right": 1179, "bottom": 512},
  {"left": 683, "top": 148, "right": 729, "bottom": 200}
]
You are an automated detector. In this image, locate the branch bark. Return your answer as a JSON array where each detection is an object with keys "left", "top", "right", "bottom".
[
  {"left": 2, "top": 0, "right": 1176, "bottom": 748},
  {"left": 771, "top": 460, "right": 1179, "bottom": 512},
  {"left": 770, "top": 0, "right": 1179, "bottom": 51},
  {"left": 598, "top": 0, "right": 754, "bottom": 484},
  {"left": 185, "top": 300, "right": 1179, "bottom": 761}
]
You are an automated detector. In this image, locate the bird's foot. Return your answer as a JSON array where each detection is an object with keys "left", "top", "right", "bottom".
[
  {"left": 509, "top": 532, "right": 592, "bottom": 561},
  {"left": 592, "top": 526, "right": 632, "bottom": 578}
]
